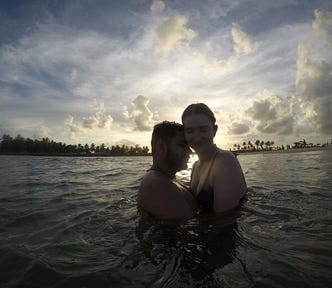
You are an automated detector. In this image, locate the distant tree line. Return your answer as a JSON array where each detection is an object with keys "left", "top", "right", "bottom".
[
  {"left": 231, "top": 138, "right": 330, "bottom": 153},
  {"left": 231, "top": 139, "right": 283, "bottom": 152},
  {"left": 0, "top": 134, "right": 150, "bottom": 156},
  {"left": 232, "top": 140, "right": 277, "bottom": 151}
]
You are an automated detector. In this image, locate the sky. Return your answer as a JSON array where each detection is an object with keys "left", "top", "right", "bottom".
[{"left": 1, "top": 0, "right": 332, "bottom": 150}]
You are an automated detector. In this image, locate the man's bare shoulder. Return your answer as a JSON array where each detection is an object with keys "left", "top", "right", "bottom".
[
  {"left": 137, "top": 171, "right": 194, "bottom": 219},
  {"left": 139, "top": 171, "right": 175, "bottom": 194},
  {"left": 138, "top": 171, "right": 177, "bottom": 206}
]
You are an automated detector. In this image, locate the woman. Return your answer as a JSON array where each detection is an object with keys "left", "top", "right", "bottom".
[{"left": 182, "top": 103, "right": 247, "bottom": 214}]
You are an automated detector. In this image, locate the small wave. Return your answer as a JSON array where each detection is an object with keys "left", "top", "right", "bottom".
[
  {"left": 97, "top": 171, "right": 124, "bottom": 178},
  {"left": 1, "top": 153, "right": 331, "bottom": 287},
  {"left": 5, "top": 209, "right": 57, "bottom": 229}
]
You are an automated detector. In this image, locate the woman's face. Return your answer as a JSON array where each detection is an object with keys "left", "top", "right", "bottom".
[{"left": 183, "top": 113, "right": 217, "bottom": 153}]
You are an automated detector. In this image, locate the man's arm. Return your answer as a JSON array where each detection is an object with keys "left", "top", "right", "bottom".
[{"left": 138, "top": 174, "right": 194, "bottom": 220}]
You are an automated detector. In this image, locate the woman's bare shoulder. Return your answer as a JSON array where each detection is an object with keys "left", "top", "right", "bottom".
[{"left": 215, "top": 149, "right": 237, "bottom": 162}]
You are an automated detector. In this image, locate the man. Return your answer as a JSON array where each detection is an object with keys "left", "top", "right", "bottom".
[{"left": 138, "top": 121, "right": 196, "bottom": 220}]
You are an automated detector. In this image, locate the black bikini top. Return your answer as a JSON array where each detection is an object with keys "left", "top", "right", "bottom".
[
  {"left": 196, "top": 184, "right": 214, "bottom": 214},
  {"left": 194, "top": 152, "right": 218, "bottom": 214},
  {"left": 194, "top": 152, "right": 248, "bottom": 214}
]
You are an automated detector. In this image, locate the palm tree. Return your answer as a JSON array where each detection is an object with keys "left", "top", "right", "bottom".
[
  {"left": 84, "top": 144, "right": 89, "bottom": 154},
  {"left": 233, "top": 143, "right": 237, "bottom": 151},
  {"left": 142, "top": 146, "right": 149, "bottom": 155},
  {"left": 77, "top": 144, "right": 84, "bottom": 154},
  {"left": 255, "top": 139, "right": 260, "bottom": 150},
  {"left": 100, "top": 143, "right": 106, "bottom": 153},
  {"left": 248, "top": 140, "right": 254, "bottom": 150},
  {"left": 90, "top": 143, "right": 95, "bottom": 153},
  {"left": 265, "top": 141, "right": 271, "bottom": 150}
]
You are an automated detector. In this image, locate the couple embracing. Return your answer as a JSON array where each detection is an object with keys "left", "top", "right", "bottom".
[{"left": 138, "top": 103, "right": 247, "bottom": 220}]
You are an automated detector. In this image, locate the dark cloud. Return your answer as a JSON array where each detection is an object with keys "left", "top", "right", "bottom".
[
  {"left": 256, "top": 115, "right": 293, "bottom": 135},
  {"left": 227, "top": 122, "right": 250, "bottom": 135},
  {"left": 246, "top": 93, "right": 294, "bottom": 135},
  {"left": 246, "top": 99, "right": 277, "bottom": 121},
  {"left": 0, "top": 0, "right": 148, "bottom": 45}
]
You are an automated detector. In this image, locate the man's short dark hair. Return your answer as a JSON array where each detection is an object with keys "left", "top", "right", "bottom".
[{"left": 151, "top": 121, "right": 183, "bottom": 155}]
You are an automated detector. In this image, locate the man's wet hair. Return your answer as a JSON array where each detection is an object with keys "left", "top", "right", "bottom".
[{"left": 151, "top": 121, "right": 183, "bottom": 156}]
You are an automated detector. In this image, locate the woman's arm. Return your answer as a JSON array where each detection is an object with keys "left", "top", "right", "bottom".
[{"left": 212, "top": 151, "right": 247, "bottom": 213}]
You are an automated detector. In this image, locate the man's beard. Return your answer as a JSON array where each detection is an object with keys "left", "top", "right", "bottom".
[{"left": 166, "top": 150, "right": 187, "bottom": 172}]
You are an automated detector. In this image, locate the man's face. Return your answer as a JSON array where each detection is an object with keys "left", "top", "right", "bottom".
[{"left": 166, "top": 131, "right": 190, "bottom": 172}]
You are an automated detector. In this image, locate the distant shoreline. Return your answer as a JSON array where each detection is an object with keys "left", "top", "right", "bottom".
[
  {"left": 1, "top": 146, "right": 331, "bottom": 157},
  {"left": 0, "top": 152, "right": 152, "bottom": 157},
  {"left": 234, "top": 145, "right": 332, "bottom": 156}
]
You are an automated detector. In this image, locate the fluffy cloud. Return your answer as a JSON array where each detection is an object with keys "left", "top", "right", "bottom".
[
  {"left": 82, "top": 103, "right": 113, "bottom": 129},
  {"left": 155, "top": 14, "right": 197, "bottom": 54},
  {"left": 65, "top": 115, "right": 82, "bottom": 140},
  {"left": 296, "top": 44, "right": 332, "bottom": 134},
  {"left": 150, "top": 0, "right": 165, "bottom": 15},
  {"left": 33, "top": 125, "right": 51, "bottom": 140},
  {"left": 232, "top": 23, "right": 255, "bottom": 55},
  {"left": 2, "top": 2, "right": 330, "bottom": 148},
  {"left": 204, "top": 23, "right": 255, "bottom": 75},
  {"left": 312, "top": 9, "right": 332, "bottom": 49},
  {"left": 153, "top": 18, "right": 256, "bottom": 78},
  {"left": 296, "top": 10, "right": 332, "bottom": 135},
  {"left": 227, "top": 122, "right": 250, "bottom": 135},
  {"left": 65, "top": 102, "right": 113, "bottom": 140},
  {"left": 246, "top": 91, "right": 294, "bottom": 135},
  {"left": 127, "top": 95, "right": 154, "bottom": 131}
]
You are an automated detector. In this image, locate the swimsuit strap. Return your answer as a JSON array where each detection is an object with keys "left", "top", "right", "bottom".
[
  {"left": 196, "top": 150, "right": 218, "bottom": 195},
  {"left": 148, "top": 167, "right": 190, "bottom": 190},
  {"left": 148, "top": 167, "right": 174, "bottom": 179}
]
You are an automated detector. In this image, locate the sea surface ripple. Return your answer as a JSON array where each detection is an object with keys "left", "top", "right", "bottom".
[{"left": 0, "top": 150, "right": 331, "bottom": 287}]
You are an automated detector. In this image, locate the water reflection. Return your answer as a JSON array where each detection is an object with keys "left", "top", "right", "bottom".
[
  {"left": 176, "top": 153, "right": 198, "bottom": 186},
  {"left": 134, "top": 153, "right": 248, "bottom": 286},
  {"left": 136, "top": 210, "right": 246, "bottom": 286}
]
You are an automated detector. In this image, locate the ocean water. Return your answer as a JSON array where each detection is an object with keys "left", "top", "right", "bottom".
[{"left": 0, "top": 150, "right": 331, "bottom": 288}]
